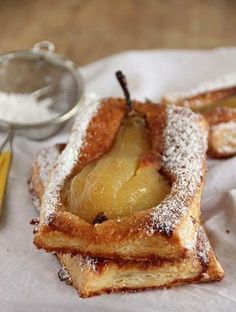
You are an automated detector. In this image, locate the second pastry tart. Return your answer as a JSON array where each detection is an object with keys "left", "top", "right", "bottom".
[{"left": 162, "top": 73, "right": 236, "bottom": 158}]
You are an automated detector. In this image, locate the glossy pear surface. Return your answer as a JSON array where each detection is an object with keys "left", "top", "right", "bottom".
[{"left": 70, "top": 115, "right": 170, "bottom": 223}]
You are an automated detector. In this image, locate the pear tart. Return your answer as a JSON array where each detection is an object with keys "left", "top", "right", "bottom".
[
  {"left": 56, "top": 228, "right": 223, "bottom": 298},
  {"left": 34, "top": 96, "right": 207, "bottom": 260},
  {"left": 162, "top": 73, "right": 236, "bottom": 158},
  {"left": 29, "top": 144, "right": 224, "bottom": 298}
]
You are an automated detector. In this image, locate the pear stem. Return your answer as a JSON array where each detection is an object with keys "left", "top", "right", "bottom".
[{"left": 115, "top": 70, "right": 132, "bottom": 110}]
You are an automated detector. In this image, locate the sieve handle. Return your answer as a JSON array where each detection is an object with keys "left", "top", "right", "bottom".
[
  {"left": 32, "top": 41, "right": 55, "bottom": 54},
  {"left": 0, "top": 127, "right": 12, "bottom": 218}
]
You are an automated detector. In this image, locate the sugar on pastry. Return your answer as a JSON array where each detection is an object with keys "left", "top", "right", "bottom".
[
  {"left": 162, "top": 72, "right": 236, "bottom": 158},
  {"left": 33, "top": 95, "right": 208, "bottom": 261},
  {"left": 30, "top": 72, "right": 223, "bottom": 297},
  {"left": 29, "top": 144, "right": 224, "bottom": 298}
]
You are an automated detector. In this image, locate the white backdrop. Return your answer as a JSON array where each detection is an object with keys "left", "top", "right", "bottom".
[{"left": 0, "top": 48, "right": 236, "bottom": 312}]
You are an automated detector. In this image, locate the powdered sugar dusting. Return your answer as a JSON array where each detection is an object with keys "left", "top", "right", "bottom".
[
  {"left": 196, "top": 227, "right": 210, "bottom": 267},
  {"left": 41, "top": 93, "right": 101, "bottom": 222},
  {"left": 164, "top": 72, "right": 236, "bottom": 103},
  {"left": 29, "top": 145, "right": 61, "bottom": 213},
  {"left": 36, "top": 146, "right": 62, "bottom": 187},
  {"left": 58, "top": 265, "right": 72, "bottom": 284},
  {"left": 28, "top": 177, "right": 41, "bottom": 212},
  {"left": 147, "top": 106, "right": 206, "bottom": 235},
  {"left": 31, "top": 194, "right": 41, "bottom": 213},
  {"left": 211, "top": 121, "right": 236, "bottom": 154},
  {"left": 78, "top": 256, "right": 98, "bottom": 272},
  {"left": 185, "top": 225, "right": 198, "bottom": 250}
]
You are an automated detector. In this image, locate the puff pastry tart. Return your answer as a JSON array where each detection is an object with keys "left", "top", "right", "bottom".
[
  {"left": 162, "top": 73, "right": 236, "bottom": 158},
  {"left": 33, "top": 95, "right": 207, "bottom": 260},
  {"left": 56, "top": 228, "right": 224, "bottom": 298},
  {"left": 29, "top": 144, "right": 224, "bottom": 298}
]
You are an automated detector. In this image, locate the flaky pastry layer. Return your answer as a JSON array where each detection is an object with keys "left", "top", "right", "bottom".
[
  {"left": 33, "top": 98, "right": 207, "bottom": 260},
  {"left": 29, "top": 144, "right": 224, "bottom": 298},
  {"left": 57, "top": 229, "right": 224, "bottom": 298}
]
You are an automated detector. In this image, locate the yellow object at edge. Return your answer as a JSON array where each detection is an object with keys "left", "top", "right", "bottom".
[{"left": 0, "top": 151, "right": 11, "bottom": 215}]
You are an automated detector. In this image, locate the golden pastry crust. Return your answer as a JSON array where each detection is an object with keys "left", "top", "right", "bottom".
[
  {"left": 162, "top": 81, "right": 236, "bottom": 159},
  {"left": 29, "top": 146, "right": 224, "bottom": 298},
  {"left": 162, "top": 86, "right": 236, "bottom": 110},
  {"left": 34, "top": 99, "right": 207, "bottom": 259},
  {"left": 57, "top": 229, "right": 224, "bottom": 298},
  {"left": 34, "top": 98, "right": 208, "bottom": 260}
]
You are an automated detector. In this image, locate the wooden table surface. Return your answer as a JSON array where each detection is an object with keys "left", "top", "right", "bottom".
[{"left": 0, "top": 0, "right": 235, "bottom": 66}]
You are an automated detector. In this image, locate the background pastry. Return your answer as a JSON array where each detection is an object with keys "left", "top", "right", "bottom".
[{"left": 162, "top": 73, "right": 236, "bottom": 158}]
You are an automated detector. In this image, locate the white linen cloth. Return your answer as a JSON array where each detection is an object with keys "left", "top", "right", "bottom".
[{"left": 0, "top": 48, "right": 236, "bottom": 312}]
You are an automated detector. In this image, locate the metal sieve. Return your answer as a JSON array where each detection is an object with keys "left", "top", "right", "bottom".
[
  {"left": 0, "top": 41, "right": 84, "bottom": 141},
  {"left": 0, "top": 41, "right": 84, "bottom": 216}
]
